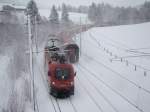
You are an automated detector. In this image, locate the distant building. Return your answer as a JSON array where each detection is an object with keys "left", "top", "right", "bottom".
[{"left": 0, "top": 4, "right": 26, "bottom": 24}]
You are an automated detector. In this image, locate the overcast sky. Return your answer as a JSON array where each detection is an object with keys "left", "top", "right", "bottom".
[{"left": 0, "top": 0, "right": 150, "bottom": 8}]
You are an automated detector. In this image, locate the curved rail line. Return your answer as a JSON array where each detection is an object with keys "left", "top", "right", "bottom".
[
  {"left": 79, "top": 63, "right": 144, "bottom": 112},
  {"left": 76, "top": 76, "right": 104, "bottom": 112},
  {"left": 82, "top": 53, "right": 150, "bottom": 95},
  {"left": 77, "top": 65, "right": 119, "bottom": 112}
]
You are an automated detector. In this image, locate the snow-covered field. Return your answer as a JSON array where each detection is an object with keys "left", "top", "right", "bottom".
[
  {"left": 33, "top": 22, "right": 150, "bottom": 112},
  {"left": 39, "top": 9, "right": 91, "bottom": 24}
]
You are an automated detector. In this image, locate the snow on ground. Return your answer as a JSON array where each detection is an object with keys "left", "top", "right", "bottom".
[
  {"left": 87, "top": 23, "right": 150, "bottom": 72},
  {"left": 33, "top": 22, "right": 150, "bottom": 112},
  {"left": 68, "top": 12, "right": 91, "bottom": 25},
  {"left": 75, "top": 22, "right": 150, "bottom": 112},
  {"left": 39, "top": 9, "right": 91, "bottom": 24},
  {"left": 0, "top": 55, "right": 11, "bottom": 110},
  {"left": 0, "top": 22, "right": 33, "bottom": 111}
]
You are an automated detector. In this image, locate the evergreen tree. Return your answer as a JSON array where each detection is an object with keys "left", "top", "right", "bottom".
[
  {"left": 26, "top": 0, "right": 38, "bottom": 17},
  {"left": 26, "top": 0, "right": 39, "bottom": 24},
  {"left": 61, "top": 3, "right": 69, "bottom": 23},
  {"left": 88, "top": 3, "right": 97, "bottom": 22},
  {"left": 96, "top": 4, "right": 104, "bottom": 24},
  {"left": 49, "top": 5, "right": 59, "bottom": 24},
  {"left": 140, "top": 1, "right": 150, "bottom": 21}
]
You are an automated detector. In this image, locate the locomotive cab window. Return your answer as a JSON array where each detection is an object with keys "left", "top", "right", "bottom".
[{"left": 55, "top": 68, "right": 70, "bottom": 80}]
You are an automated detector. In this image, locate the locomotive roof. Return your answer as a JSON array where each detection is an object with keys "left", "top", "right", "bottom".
[
  {"left": 65, "top": 43, "right": 79, "bottom": 49},
  {"left": 49, "top": 63, "right": 74, "bottom": 71},
  {"left": 46, "top": 39, "right": 62, "bottom": 47}
]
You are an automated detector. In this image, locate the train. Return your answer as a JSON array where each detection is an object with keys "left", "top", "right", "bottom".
[
  {"left": 45, "top": 37, "right": 79, "bottom": 64},
  {"left": 65, "top": 43, "right": 79, "bottom": 63},
  {"left": 44, "top": 38, "right": 78, "bottom": 98}
]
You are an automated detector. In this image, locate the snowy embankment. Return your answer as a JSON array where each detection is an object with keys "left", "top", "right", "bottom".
[
  {"left": 0, "top": 55, "right": 11, "bottom": 110},
  {"left": 34, "top": 22, "right": 150, "bottom": 112},
  {"left": 74, "top": 22, "right": 150, "bottom": 112},
  {"left": 0, "top": 47, "right": 31, "bottom": 112},
  {"left": 0, "top": 23, "right": 32, "bottom": 112},
  {"left": 39, "top": 9, "right": 91, "bottom": 25}
]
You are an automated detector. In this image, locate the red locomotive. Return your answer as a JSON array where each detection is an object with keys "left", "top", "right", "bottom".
[
  {"left": 45, "top": 39, "right": 77, "bottom": 97},
  {"left": 48, "top": 57, "right": 76, "bottom": 97}
]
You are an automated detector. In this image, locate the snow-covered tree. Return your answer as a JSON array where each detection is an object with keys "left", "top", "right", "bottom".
[
  {"left": 49, "top": 5, "right": 59, "bottom": 24},
  {"left": 96, "top": 3, "right": 104, "bottom": 24},
  {"left": 26, "top": 0, "right": 38, "bottom": 17},
  {"left": 61, "top": 3, "right": 69, "bottom": 23},
  {"left": 26, "top": 0, "right": 39, "bottom": 23},
  {"left": 88, "top": 2, "right": 97, "bottom": 22},
  {"left": 140, "top": 1, "right": 150, "bottom": 21},
  {"left": 87, "top": 2, "right": 150, "bottom": 26}
]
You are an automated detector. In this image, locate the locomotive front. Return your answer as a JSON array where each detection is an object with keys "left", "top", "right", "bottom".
[{"left": 48, "top": 63, "right": 76, "bottom": 97}]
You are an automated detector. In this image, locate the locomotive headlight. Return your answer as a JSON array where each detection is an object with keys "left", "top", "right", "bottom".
[
  {"left": 70, "top": 82, "right": 74, "bottom": 86},
  {"left": 52, "top": 82, "right": 55, "bottom": 85}
]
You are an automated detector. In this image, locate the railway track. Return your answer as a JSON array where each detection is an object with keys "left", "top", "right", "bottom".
[
  {"left": 82, "top": 53, "right": 150, "bottom": 95},
  {"left": 76, "top": 65, "right": 119, "bottom": 112},
  {"left": 78, "top": 62, "right": 145, "bottom": 112}
]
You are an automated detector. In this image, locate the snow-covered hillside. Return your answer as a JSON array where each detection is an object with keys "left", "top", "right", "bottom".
[{"left": 33, "top": 22, "right": 150, "bottom": 112}]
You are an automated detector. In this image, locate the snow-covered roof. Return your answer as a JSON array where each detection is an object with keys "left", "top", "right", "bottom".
[
  {"left": 0, "top": 3, "right": 4, "bottom": 11},
  {"left": 12, "top": 5, "right": 26, "bottom": 10},
  {"left": 0, "top": 3, "right": 25, "bottom": 11}
]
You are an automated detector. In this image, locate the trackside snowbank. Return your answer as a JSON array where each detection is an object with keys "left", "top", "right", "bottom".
[{"left": 0, "top": 55, "right": 10, "bottom": 110}]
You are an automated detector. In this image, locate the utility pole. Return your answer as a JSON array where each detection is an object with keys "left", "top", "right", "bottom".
[
  {"left": 27, "top": 15, "right": 33, "bottom": 103},
  {"left": 80, "top": 17, "right": 82, "bottom": 56},
  {"left": 27, "top": 14, "right": 36, "bottom": 112},
  {"left": 35, "top": 16, "right": 38, "bottom": 54}
]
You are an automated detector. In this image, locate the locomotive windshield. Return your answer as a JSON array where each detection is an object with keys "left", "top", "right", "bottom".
[{"left": 55, "top": 68, "right": 70, "bottom": 80}]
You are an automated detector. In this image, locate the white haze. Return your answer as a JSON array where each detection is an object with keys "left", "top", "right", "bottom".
[
  {"left": 35, "top": 0, "right": 150, "bottom": 8},
  {"left": 0, "top": 0, "right": 150, "bottom": 8}
]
